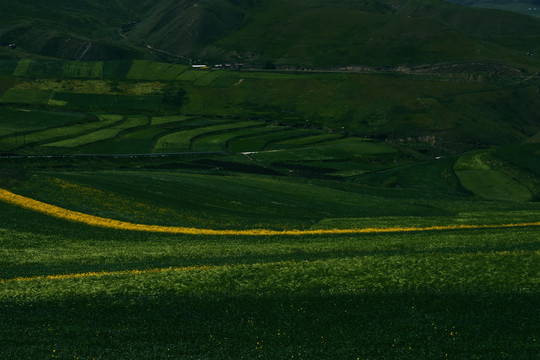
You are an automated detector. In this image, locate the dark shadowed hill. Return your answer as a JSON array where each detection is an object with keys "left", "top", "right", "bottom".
[{"left": 1, "top": 0, "right": 540, "bottom": 71}]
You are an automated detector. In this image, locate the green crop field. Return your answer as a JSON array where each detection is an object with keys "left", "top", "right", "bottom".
[
  {"left": 0, "top": 108, "right": 89, "bottom": 137},
  {"left": 0, "top": 165, "right": 538, "bottom": 359},
  {"left": 51, "top": 93, "right": 163, "bottom": 111},
  {"left": 0, "top": 89, "right": 53, "bottom": 105},
  {"left": 126, "top": 60, "right": 189, "bottom": 81},
  {"left": 0, "top": 49, "right": 538, "bottom": 360},
  {"left": 0, "top": 114, "right": 122, "bottom": 151},
  {"left": 154, "top": 121, "right": 263, "bottom": 153},
  {"left": 44, "top": 116, "right": 148, "bottom": 148},
  {"left": 191, "top": 125, "right": 275, "bottom": 152},
  {"left": 63, "top": 61, "right": 104, "bottom": 78}
]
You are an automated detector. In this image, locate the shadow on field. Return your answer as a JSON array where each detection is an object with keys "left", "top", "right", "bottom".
[{"left": 0, "top": 291, "right": 537, "bottom": 359}]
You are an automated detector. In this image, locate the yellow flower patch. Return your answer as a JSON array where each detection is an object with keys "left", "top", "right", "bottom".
[{"left": 0, "top": 187, "right": 539, "bottom": 236}]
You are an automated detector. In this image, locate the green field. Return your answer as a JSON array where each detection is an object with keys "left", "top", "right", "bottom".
[
  {"left": 154, "top": 121, "right": 264, "bottom": 152},
  {"left": 126, "top": 60, "right": 189, "bottom": 81},
  {"left": 63, "top": 61, "right": 104, "bottom": 78},
  {"left": 0, "top": 108, "right": 89, "bottom": 137},
  {"left": 0, "top": 56, "right": 538, "bottom": 359},
  {"left": 0, "top": 170, "right": 538, "bottom": 359},
  {"left": 44, "top": 116, "right": 148, "bottom": 148}
]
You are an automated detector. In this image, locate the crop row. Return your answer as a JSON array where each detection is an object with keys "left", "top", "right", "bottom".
[{"left": 0, "top": 106, "right": 358, "bottom": 155}]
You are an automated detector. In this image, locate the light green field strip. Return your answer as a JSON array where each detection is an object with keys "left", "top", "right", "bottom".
[
  {"left": 0, "top": 89, "right": 53, "bottom": 105},
  {"left": 1, "top": 114, "right": 124, "bottom": 146},
  {"left": 1, "top": 188, "right": 539, "bottom": 236},
  {"left": 63, "top": 61, "right": 103, "bottom": 78},
  {"left": 154, "top": 121, "right": 263, "bottom": 151},
  {"left": 125, "top": 60, "right": 189, "bottom": 80},
  {"left": 44, "top": 116, "right": 148, "bottom": 147},
  {"left": 12, "top": 59, "right": 33, "bottom": 77},
  {"left": 151, "top": 115, "right": 193, "bottom": 126}
]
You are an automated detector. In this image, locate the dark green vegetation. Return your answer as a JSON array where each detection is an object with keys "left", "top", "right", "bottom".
[
  {"left": 0, "top": 198, "right": 539, "bottom": 359},
  {"left": 446, "top": 0, "right": 540, "bottom": 18},
  {"left": 2, "top": 0, "right": 540, "bottom": 70},
  {"left": 2, "top": 59, "right": 540, "bottom": 156},
  {"left": 0, "top": 60, "right": 539, "bottom": 358},
  {"left": 0, "top": 1, "right": 539, "bottom": 358}
]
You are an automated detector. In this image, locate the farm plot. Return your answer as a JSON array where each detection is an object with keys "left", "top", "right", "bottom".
[
  {"left": 151, "top": 115, "right": 193, "bottom": 126},
  {"left": 454, "top": 149, "right": 532, "bottom": 201},
  {"left": 270, "top": 133, "right": 344, "bottom": 149},
  {"left": 154, "top": 121, "right": 263, "bottom": 153},
  {"left": 456, "top": 170, "right": 531, "bottom": 201},
  {"left": 12, "top": 59, "right": 33, "bottom": 77},
  {"left": 0, "top": 108, "right": 88, "bottom": 137},
  {"left": 63, "top": 61, "right": 104, "bottom": 78},
  {"left": 44, "top": 116, "right": 148, "bottom": 148},
  {"left": 193, "top": 71, "right": 223, "bottom": 87},
  {"left": 191, "top": 125, "right": 276, "bottom": 152},
  {"left": 51, "top": 93, "right": 163, "bottom": 111},
  {"left": 3, "top": 169, "right": 441, "bottom": 230},
  {"left": 0, "top": 207, "right": 538, "bottom": 360},
  {"left": 176, "top": 69, "right": 210, "bottom": 81},
  {"left": 228, "top": 128, "right": 322, "bottom": 152},
  {"left": 126, "top": 60, "right": 189, "bottom": 81},
  {"left": 0, "top": 89, "right": 53, "bottom": 105},
  {"left": 79, "top": 127, "right": 168, "bottom": 154},
  {"left": 1, "top": 114, "right": 123, "bottom": 148},
  {"left": 251, "top": 138, "right": 397, "bottom": 163}
]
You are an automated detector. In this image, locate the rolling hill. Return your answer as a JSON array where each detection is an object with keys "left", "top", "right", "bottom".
[
  {"left": 0, "top": 1, "right": 539, "bottom": 359},
  {"left": 2, "top": 0, "right": 540, "bottom": 71}
]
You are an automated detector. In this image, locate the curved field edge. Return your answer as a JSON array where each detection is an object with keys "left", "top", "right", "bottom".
[{"left": 1, "top": 187, "right": 539, "bottom": 235}]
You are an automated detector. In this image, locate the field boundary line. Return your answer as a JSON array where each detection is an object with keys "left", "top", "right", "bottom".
[{"left": 1, "top": 188, "right": 539, "bottom": 236}]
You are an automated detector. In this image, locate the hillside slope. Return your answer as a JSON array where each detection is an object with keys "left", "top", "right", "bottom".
[{"left": 2, "top": 0, "right": 540, "bottom": 71}]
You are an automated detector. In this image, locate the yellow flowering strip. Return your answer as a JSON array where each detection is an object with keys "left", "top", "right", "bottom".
[
  {"left": 1, "top": 187, "right": 539, "bottom": 235},
  {"left": 0, "top": 265, "right": 213, "bottom": 284}
]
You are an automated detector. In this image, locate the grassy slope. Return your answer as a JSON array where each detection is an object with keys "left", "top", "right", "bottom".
[
  {"left": 3, "top": 0, "right": 540, "bottom": 72},
  {"left": 0, "top": 195, "right": 538, "bottom": 359},
  {"left": 0, "top": 2, "right": 539, "bottom": 355},
  {"left": 3, "top": 60, "right": 540, "bottom": 154},
  {"left": 202, "top": 0, "right": 540, "bottom": 69}
]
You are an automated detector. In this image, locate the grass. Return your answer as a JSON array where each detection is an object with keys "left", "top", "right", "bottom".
[
  {"left": 51, "top": 93, "right": 163, "bottom": 111},
  {"left": 0, "top": 89, "right": 53, "bottom": 105},
  {"left": 272, "top": 133, "right": 344, "bottom": 148},
  {"left": 0, "top": 114, "right": 122, "bottom": 150},
  {"left": 252, "top": 138, "right": 397, "bottom": 163},
  {"left": 455, "top": 170, "right": 532, "bottom": 201},
  {"left": 0, "top": 195, "right": 538, "bottom": 359},
  {"left": 2, "top": 59, "right": 540, "bottom": 151},
  {"left": 191, "top": 126, "right": 267, "bottom": 152},
  {"left": 154, "top": 121, "right": 263, "bottom": 153},
  {"left": 126, "top": 60, "right": 189, "bottom": 81},
  {"left": 78, "top": 127, "right": 167, "bottom": 154},
  {"left": 151, "top": 115, "right": 193, "bottom": 126},
  {"left": 44, "top": 116, "right": 148, "bottom": 148},
  {"left": 0, "top": 107, "right": 88, "bottom": 137},
  {"left": 454, "top": 149, "right": 533, "bottom": 201},
  {"left": 0, "top": 57, "right": 538, "bottom": 358},
  {"left": 228, "top": 129, "right": 318, "bottom": 152},
  {"left": 12, "top": 59, "right": 33, "bottom": 77},
  {"left": 63, "top": 61, "right": 104, "bottom": 78}
]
